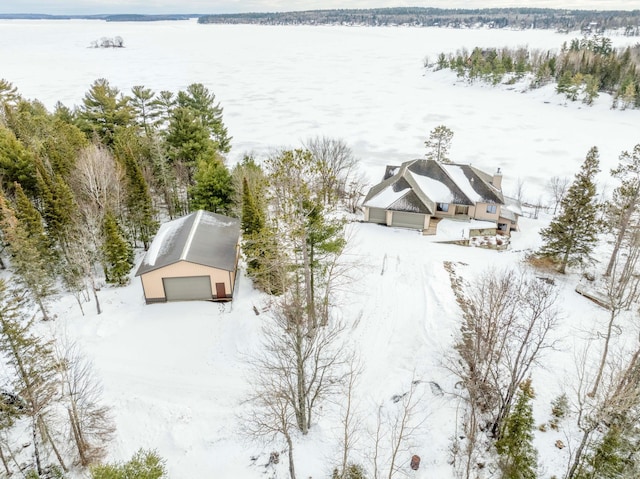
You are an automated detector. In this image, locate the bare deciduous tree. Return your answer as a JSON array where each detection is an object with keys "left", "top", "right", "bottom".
[
  {"left": 55, "top": 340, "right": 115, "bottom": 467},
  {"left": 566, "top": 341, "right": 640, "bottom": 479},
  {"left": 246, "top": 299, "right": 350, "bottom": 479},
  {"left": 305, "top": 136, "right": 359, "bottom": 207},
  {"left": 589, "top": 233, "right": 640, "bottom": 397},
  {"left": 72, "top": 143, "right": 124, "bottom": 218},
  {"left": 548, "top": 176, "right": 570, "bottom": 215},
  {"left": 0, "top": 280, "right": 66, "bottom": 475},
  {"left": 334, "top": 355, "right": 363, "bottom": 479},
  {"left": 604, "top": 144, "right": 640, "bottom": 277},
  {"left": 449, "top": 266, "right": 560, "bottom": 454},
  {"left": 369, "top": 377, "right": 426, "bottom": 479}
]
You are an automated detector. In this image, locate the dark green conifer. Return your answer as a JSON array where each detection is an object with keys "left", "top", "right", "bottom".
[
  {"left": 539, "top": 147, "right": 600, "bottom": 273},
  {"left": 102, "top": 211, "right": 133, "bottom": 286},
  {"left": 188, "top": 157, "right": 233, "bottom": 214},
  {"left": 241, "top": 176, "right": 264, "bottom": 235},
  {"left": 496, "top": 379, "right": 538, "bottom": 479}
]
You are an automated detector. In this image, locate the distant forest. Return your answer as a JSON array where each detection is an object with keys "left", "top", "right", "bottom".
[
  {"left": 0, "top": 13, "right": 194, "bottom": 22},
  {"left": 2, "top": 8, "right": 640, "bottom": 31},
  {"left": 198, "top": 8, "right": 640, "bottom": 32}
]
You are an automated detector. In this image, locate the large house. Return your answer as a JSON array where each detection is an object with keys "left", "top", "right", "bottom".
[
  {"left": 363, "top": 159, "right": 521, "bottom": 234},
  {"left": 135, "top": 210, "right": 241, "bottom": 304}
]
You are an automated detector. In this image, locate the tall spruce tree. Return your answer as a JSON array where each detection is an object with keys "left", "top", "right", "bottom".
[
  {"left": 102, "top": 211, "right": 133, "bottom": 286},
  {"left": 241, "top": 176, "right": 265, "bottom": 235},
  {"left": 188, "top": 157, "right": 233, "bottom": 214},
  {"left": 0, "top": 187, "right": 55, "bottom": 320},
  {"left": 113, "top": 128, "right": 158, "bottom": 250},
  {"left": 495, "top": 379, "right": 538, "bottom": 479},
  {"left": 539, "top": 147, "right": 600, "bottom": 273}
]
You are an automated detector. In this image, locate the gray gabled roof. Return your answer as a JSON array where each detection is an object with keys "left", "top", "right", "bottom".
[
  {"left": 135, "top": 210, "right": 240, "bottom": 276},
  {"left": 364, "top": 159, "right": 504, "bottom": 211}
]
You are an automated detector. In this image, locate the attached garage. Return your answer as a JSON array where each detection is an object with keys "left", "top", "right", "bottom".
[
  {"left": 135, "top": 210, "right": 241, "bottom": 304},
  {"left": 390, "top": 211, "right": 426, "bottom": 230},
  {"left": 367, "top": 207, "right": 387, "bottom": 224}
]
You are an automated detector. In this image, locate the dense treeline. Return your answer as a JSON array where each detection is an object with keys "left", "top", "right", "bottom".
[
  {"left": 0, "top": 13, "right": 194, "bottom": 21},
  {"left": 199, "top": 7, "right": 640, "bottom": 32},
  {"left": 0, "top": 77, "right": 235, "bottom": 314},
  {"left": 434, "top": 34, "right": 640, "bottom": 108},
  {"left": 0, "top": 79, "right": 237, "bottom": 475}
]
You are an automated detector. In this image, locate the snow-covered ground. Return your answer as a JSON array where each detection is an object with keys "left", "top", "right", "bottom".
[
  {"left": 33, "top": 213, "right": 610, "bottom": 479},
  {"left": 2, "top": 19, "right": 639, "bottom": 478}
]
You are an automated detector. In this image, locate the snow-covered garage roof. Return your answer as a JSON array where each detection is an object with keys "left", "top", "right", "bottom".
[{"left": 135, "top": 210, "right": 240, "bottom": 276}]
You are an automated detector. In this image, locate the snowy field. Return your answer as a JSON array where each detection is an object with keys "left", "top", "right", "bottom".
[{"left": 2, "top": 18, "right": 640, "bottom": 478}]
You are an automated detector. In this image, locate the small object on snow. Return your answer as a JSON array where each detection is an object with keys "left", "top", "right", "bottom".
[
  {"left": 391, "top": 392, "right": 407, "bottom": 403},
  {"left": 429, "top": 381, "right": 443, "bottom": 396},
  {"left": 555, "top": 440, "right": 565, "bottom": 449},
  {"left": 253, "top": 305, "right": 260, "bottom": 315},
  {"left": 268, "top": 451, "right": 280, "bottom": 465},
  {"left": 410, "top": 455, "right": 421, "bottom": 470}
]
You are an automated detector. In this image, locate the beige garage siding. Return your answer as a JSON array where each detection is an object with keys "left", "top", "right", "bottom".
[{"left": 140, "top": 261, "right": 233, "bottom": 302}]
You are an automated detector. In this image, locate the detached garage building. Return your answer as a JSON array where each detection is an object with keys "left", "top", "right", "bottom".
[{"left": 135, "top": 210, "right": 241, "bottom": 304}]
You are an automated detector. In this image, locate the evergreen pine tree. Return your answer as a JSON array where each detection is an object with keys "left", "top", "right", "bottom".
[
  {"left": 130, "top": 85, "right": 160, "bottom": 136},
  {"left": 113, "top": 129, "right": 158, "bottom": 250},
  {"left": 538, "top": 147, "right": 600, "bottom": 273},
  {"left": 495, "top": 379, "right": 538, "bottom": 479},
  {"left": 102, "top": 212, "right": 133, "bottom": 286},
  {"left": 14, "top": 182, "right": 50, "bottom": 255},
  {"left": 241, "top": 176, "right": 264, "bottom": 236},
  {"left": 37, "top": 170, "right": 78, "bottom": 248},
  {"left": 76, "top": 78, "right": 133, "bottom": 146},
  {"left": 0, "top": 187, "right": 56, "bottom": 320},
  {"left": 176, "top": 83, "right": 231, "bottom": 153},
  {"left": 0, "top": 126, "right": 38, "bottom": 195},
  {"left": 424, "top": 125, "right": 454, "bottom": 163},
  {"left": 90, "top": 448, "right": 167, "bottom": 479},
  {"left": 188, "top": 157, "right": 234, "bottom": 214}
]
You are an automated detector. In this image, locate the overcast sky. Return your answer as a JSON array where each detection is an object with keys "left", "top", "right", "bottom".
[{"left": 0, "top": 1, "right": 637, "bottom": 15}]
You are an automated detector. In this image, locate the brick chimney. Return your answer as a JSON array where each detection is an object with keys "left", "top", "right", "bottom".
[{"left": 492, "top": 167, "right": 502, "bottom": 190}]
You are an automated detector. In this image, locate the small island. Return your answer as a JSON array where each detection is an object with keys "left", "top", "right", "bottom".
[{"left": 89, "top": 36, "right": 124, "bottom": 48}]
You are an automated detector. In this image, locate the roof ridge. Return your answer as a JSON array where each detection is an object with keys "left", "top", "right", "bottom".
[
  {"left": 437, "top": 162, "right": 474, "bottom": 205},
  {"left": 180, "top": 210, "right": 203, "bottom": 261}
]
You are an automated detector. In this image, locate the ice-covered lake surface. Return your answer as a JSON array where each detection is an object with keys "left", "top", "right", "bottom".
[{"left": 2, "top": 18, "right": 639, "bottom": 199}]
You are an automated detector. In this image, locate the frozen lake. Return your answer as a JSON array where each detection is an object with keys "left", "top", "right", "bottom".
[{"left": 2, "top": 18, "right": 639, "bottom": 199}]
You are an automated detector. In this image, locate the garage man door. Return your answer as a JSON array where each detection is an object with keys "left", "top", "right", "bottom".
[
  {"left": 367, "top": 207, "right": 387, "bottom": 224},
  {"left": 163, "top": 276, "right": 212, "bottom": 301},
  {"left": 391, "top": 211, "right": 425, "bottom": 230}
]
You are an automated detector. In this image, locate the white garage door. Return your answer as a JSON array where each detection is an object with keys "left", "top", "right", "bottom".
[
  {"left": 368, "top": 207, "right": 387, "bottom": 224},
  {"left": 391, "top": 211, "right": 425, "bottom": 230},
  {"left": 163, "top": 276, "right": 212, "bottom": 301}
]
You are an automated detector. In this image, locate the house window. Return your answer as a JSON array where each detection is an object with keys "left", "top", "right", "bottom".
[
  {"left": 486, "top": 204, "right": 497, "bottom": 214},
  {"left": 437, "top": 203, "right": 449, "bottom": 212}
]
